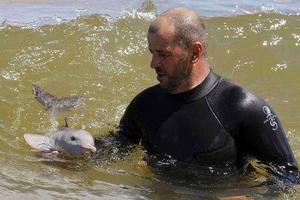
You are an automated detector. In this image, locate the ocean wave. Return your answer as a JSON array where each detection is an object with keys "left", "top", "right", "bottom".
[{"left": 1, "top": 0, "right": 300, "bottom": 28}]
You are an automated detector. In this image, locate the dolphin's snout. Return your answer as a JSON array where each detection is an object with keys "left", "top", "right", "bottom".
[{"left": 82, "top": 144, "right": 97, "bottom": 154}]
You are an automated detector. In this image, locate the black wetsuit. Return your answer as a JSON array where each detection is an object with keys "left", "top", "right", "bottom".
[{"left": 118, "top": 71, "right": 298, "bottom": 171}]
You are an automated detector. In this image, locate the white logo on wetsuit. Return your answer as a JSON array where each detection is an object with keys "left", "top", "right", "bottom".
[{"left": 263, "top": 106, "right": 278, "bottom": 131}]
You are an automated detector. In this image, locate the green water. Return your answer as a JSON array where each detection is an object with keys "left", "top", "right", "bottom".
[{"left": 1, "top": 11, "right": 300, "bottom": 199}]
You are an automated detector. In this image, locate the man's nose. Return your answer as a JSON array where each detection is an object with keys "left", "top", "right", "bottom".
[{"left": 150, "top": 55, "right": 160, "bottom": 69}]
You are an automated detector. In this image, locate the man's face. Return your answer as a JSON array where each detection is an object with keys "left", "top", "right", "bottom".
[{"left": 147, "top": 32, "right": 192, "bottom": 93}]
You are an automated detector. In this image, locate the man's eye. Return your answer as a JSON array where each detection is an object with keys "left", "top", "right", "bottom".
[{"left": 159, "top": 53, "right": 169, "bottom": 59}]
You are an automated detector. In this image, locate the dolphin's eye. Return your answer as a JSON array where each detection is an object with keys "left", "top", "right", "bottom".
[{"left": 70, "top": 136, "right": 76, "bottom": 141}]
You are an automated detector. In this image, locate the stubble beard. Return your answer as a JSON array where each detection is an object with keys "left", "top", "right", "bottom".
[{"left": 160, "top": 54, "right": 192, "bottom": 93}]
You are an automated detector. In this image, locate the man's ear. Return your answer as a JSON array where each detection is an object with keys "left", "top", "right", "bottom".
[{"left": 191, "top": 42, "right": 204, "bottom": 63}]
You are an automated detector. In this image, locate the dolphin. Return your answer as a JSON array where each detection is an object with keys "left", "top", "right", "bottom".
[
  {"left": 32, "top": 84, "right": 85, "bottom": 111},
  {"left": 24, "top": 127, "right": 97, "bottom": 157},
  {"left": 25, "top": 84, "right": 96, "bottom": 158}
]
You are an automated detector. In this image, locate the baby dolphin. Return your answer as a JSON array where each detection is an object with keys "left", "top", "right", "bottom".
[
  {"left": 24, "top": 127, "right": 97, "bottom": 157},
  {"left": 32, "top": 84, "right": 85, "bottom": 111},
  {"left": 27, "top": 84, "right": 95, "bottom": 158}
]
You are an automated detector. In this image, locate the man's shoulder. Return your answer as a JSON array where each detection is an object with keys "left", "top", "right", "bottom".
[
  {"left": 137, "top": 84, "right": 162, "bottom": 97},
  {"left": 128, "top": 84, "right": 163, "bottom": 107},
  {"left": 208, "top": 75, "right": 268, "bottom": 117},
  {"left": 208, "top": 75, "right": 272, "bottom": 135},
  {"left": 212, "top": 76, "right": 263, "bottom": 105}
]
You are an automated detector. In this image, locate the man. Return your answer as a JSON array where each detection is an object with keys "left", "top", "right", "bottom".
[{"left": 97, "top": 7, "right": 298, "bottom": 182}]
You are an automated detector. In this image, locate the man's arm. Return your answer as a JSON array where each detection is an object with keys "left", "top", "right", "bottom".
[
  {"left": 240, "top": 95, "right": 299, "bottom": 183},
  {"left": 94, "top": 98, "right": 142, "bottom": 161},
  {"left": 241, "top": 99, "right": 297, "bottom": 167},
  {"left": 206, "top": 78, "right": 298, "bottom": 176}
]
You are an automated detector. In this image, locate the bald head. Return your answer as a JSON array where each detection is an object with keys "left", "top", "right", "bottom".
[{"left": 148, "top": 7, "right": 208, "bottom": 56}]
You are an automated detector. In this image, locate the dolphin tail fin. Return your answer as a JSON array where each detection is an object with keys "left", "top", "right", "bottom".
[
  {"left": 32, "top": 84, "right": 85, "bottom": 112},
  {"left": 24, "top": 134, "right": 54, "bottom": 152}
]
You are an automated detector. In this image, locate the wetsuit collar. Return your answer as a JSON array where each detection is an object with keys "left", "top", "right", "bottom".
[{"left": 171, "top": 71, "right": 221, "bottom": 103}]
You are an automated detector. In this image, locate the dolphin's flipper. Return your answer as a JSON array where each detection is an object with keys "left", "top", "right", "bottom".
[{"left": 24, "top": 134, "right": 54, "bottom": 152}]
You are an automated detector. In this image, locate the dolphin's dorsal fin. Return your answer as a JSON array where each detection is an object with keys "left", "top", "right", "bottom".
[{"left": 64, "top": 117, "right": 69, "bottom": 128}]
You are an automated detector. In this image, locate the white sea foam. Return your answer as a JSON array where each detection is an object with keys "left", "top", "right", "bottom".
[{"left": 0, "top": 0, "right": 300, "bottom": 27}]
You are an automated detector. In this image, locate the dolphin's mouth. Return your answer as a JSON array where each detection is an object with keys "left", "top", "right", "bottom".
[{"left": 81, "top": 145, "right": 97, "bottom": 154}]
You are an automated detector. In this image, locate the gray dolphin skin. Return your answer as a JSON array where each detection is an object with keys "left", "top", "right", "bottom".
[
  {"left": 32, "top": 84, "right": 85, "bottom": 111},
  {"left": 24, "top": 128, "right": 97, "bottom": 157},
  {"left": 25, "top": 84, "right": 96, "bottom": 158}
]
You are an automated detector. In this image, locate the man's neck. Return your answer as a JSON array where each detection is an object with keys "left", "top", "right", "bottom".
[{"left": 170, "top": 61, "right": 210, "bottom": 94}]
